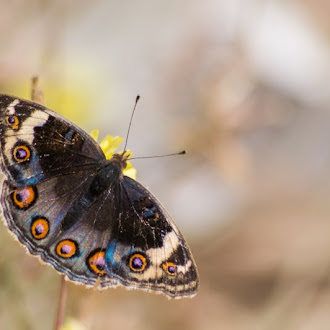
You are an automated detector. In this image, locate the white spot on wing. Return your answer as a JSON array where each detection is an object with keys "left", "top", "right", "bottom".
[
  {"left": 177, "top": 260, "right": 192, "bottom": 273},
  {"left": 6, "top": 99, "right": 19, "bottom": 115},
  {"left": 129, "top": 231, "right": 193, "bottom": 281},
  {"left": 146, "top": 231, "right": 180, "bottom": 267},
  {"left": 17, "top": 110, "right": 49, "bottom": 144},
  {"left": 4, "top": 110, "right": 49, "bottom": 163}
]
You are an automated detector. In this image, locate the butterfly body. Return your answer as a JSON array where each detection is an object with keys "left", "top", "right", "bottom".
[{"left": 0, "top": 94, "right": 198, "bottom": 298}]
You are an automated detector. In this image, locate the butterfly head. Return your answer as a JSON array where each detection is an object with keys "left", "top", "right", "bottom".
[
  {"left": 110, "top": 151, "right": 131, "bottom": 172},
  {"left": 90, "top": 130, "right": 136, "bottom": 179}
]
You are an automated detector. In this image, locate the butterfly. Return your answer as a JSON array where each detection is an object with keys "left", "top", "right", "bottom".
[{"left": 0, "top": 94, "right": 198, "bottom": 298}]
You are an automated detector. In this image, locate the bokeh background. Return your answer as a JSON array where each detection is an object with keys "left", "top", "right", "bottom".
[{"left": 1, "top": 1, "right": 330, "bottom": 329}]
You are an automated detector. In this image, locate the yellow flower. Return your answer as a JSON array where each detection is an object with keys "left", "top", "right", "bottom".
[
  {"left": 61, "top": 318, "right": 86, "bottom": 330},
  {"left": 90, "top": 129, "right": 137, "bottom": 179}
]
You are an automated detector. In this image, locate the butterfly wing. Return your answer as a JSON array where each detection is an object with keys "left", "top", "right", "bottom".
[
  {"left": 1, "top": 173, "right": 106, "bottom": 281},
  {"left": 0, "top": 94, "right": 109, "bottom": 281},
  {"left": 101, "top": 176, "right": 199, "bottom": 298},
  {"left": 0, "top": 94, "right": 105, "bottom": 186}
]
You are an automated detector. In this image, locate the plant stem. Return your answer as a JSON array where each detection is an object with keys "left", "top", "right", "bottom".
[{"left": 54, "top": 276, "right": 68, "bottom": 330}]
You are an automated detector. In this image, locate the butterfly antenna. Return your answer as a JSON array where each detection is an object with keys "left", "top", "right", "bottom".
[
  {"left": 123, "top": 95, "right": 140, "bottom": 153},
  {"left": 122, "top": 96, "right": 187, "bottom": 160},
  {"left": 130, "top": 150, "right": 187, "bottom": 160}
]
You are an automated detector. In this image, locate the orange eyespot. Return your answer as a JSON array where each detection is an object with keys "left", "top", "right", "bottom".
[
  {"left": 12, "top": 186, "right": 36, "bottom": 209},
  {"left": 13, "top": 145, "right": 31, "bottom": 162},
  {"left": 6, "top": 116, "right": 19, "bottom": 130},
  {"left": 162, "top": 262, "right": 177, "bottom": 276},
  {"left": 31, "top": 217, "right": 49, "bottom": 240},
  {"left": 56, "top": 240, "right": 78, "bottom": 258},
  {"left": 129, "top": 253, "right": 147, "bottom": 272},
  {"left": 87, "top": 250, "right": 106, "bottom": 276}
]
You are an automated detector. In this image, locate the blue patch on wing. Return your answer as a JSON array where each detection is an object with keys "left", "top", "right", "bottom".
[{"left": 105, "top": 240, "right": 135, "bottom": 272}]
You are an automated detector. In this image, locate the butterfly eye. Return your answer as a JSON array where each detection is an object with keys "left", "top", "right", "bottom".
[
  {"left": 12, "top": 186, "right": 37, "bottom": 209},
  {"left": 162, "top": 262, "right": 177, "bottom": 276},
  {"left": 87, "top": 250, "right": 106, "bottom": 276},
  {"left": 6, "top": 115, "right": 19, "bottom": 130},
  {"left": 31, "top": 217, "right": 49, "bottom": 240},
  {"left": 56, "top": 239, "right": 78, "bottom": 258},
  {"left": 128, "top": 253, "right": 148, "bottom": 272},
  {"left": 13, "top": 145, "right": 31, "bottom": 162}
]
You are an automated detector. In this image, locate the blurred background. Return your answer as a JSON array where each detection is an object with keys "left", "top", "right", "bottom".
[{"left": 1, "top": 0, "right": 330, "bottom": 329}]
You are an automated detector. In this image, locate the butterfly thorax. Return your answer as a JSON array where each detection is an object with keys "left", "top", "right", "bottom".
[
  {"left": 110, "top": 152, "right": 129, "bottom": 171},
  {"left": 89, "top": 160, "right": 122, "bottom": 197},
  {"left": 88, "top": 152, "right": 129, "bottom": 198}
]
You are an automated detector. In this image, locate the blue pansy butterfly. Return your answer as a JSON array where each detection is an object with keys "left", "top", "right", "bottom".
[{"left": 0, "top": 94, "right": 198, "bottom": 298}]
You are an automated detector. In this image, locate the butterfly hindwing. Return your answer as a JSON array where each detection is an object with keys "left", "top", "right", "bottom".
[{"left": 0, "top": 94, "right": 199, "bottom": 298}]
